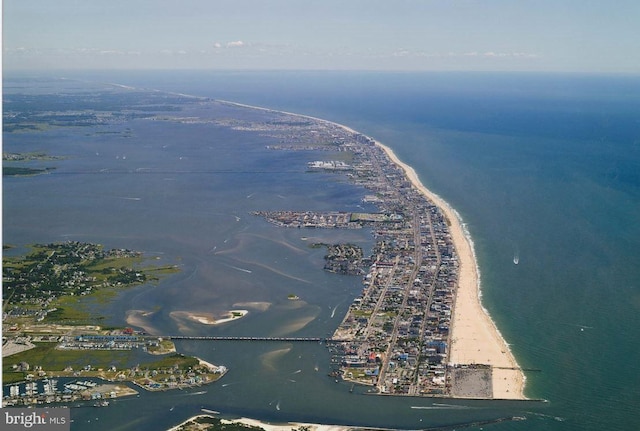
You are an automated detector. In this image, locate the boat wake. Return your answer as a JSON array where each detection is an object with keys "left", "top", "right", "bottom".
[
  {"left": 187, "top": 390, "right": 207, "bottom": 396},
  {"left": 226, "top": 264, "right": 252, "bottom": 273},
  {"left": 269, "top": 399, "right": 282, "bottom": 411}
]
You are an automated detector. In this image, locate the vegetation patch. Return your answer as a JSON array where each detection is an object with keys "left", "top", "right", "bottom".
[
  {"left": 2, "top": 342, "right": 133, "bottom": 382},
  {"left": 3, "top": 166, "right": 56, "bottom": 176},
  {"left": 2, "top": 241, "right": 178, "bottom": 323}
]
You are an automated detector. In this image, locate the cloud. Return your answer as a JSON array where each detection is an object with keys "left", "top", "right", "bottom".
[
  {"left": 392, "top": 49, "right": 411, "bottom": 57},
  {"left": 371, "top": 48, "right": 539, "bottom": 61},
  {"left": 512, "top": 52, "right": 540, "bottom": 58},
  {"left": 461, "top": 51, "right": 539, "bottom": 58},
  {"left": 226, "top": 40, "right": 245, "bottom": 48}
]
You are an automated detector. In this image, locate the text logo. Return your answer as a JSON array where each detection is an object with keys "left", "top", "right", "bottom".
[{"left": 3, "top": 409, "right": 70, "bottom": 430}]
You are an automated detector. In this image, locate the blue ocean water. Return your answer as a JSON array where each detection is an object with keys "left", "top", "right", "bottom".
[{"left": 4, "top": 71, "right": 640, "bottom": 430}]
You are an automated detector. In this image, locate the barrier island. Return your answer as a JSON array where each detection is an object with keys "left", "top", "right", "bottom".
[{"left": 235, "top": 101, "right": 526, "bottom": 399}]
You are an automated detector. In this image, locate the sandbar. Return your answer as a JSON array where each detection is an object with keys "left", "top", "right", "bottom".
[
  {"left": 125, "top": 309, "right": 161, "bottom": 334},
  {"left": 260, "top": 347, "right": 292, "bottom": 372},
  {"left": 233, "top": 301, "right": 272, "bottom": 312},
  {"left": 224, "top": 417, "right": 353, "bottom": 431},
  {"left": 170, "top": 310, "right": 249, "bottom": 326},
  {"left": 167, "top": 415, "right": 354, "bottom": 431}
]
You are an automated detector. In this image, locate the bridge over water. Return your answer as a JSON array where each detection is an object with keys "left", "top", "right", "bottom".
[{"left": 146, "top": 335, "right": 349, "bottom": 343}]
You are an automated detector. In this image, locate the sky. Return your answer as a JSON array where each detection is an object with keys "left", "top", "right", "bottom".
[{"left": 3, "top": 0, "right": 640, "bottom": 73}]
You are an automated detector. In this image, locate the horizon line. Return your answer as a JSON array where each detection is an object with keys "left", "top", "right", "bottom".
[{"left": 3, "top": 68, "right": 640, "bottom": 77}]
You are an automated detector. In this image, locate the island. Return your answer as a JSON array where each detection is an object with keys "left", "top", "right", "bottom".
[
  {"left": 2, "top": 166, "right": 56, "bottom": 177},
  {"left": 3, "top": 152, "right": 64, "bottom": 176}
]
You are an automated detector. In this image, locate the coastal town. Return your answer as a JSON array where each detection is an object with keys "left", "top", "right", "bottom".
[{"left": 244, "top": 109, "right": 512, "bottom": 398}]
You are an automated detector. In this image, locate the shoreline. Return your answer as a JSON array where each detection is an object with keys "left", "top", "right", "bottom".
[
  {"left": 222, "top": 417, "right": 352, "bottom": 431},
  {"left": 167, "top": 414, "right": 355, "bottom": 431},
  {"left": 373, "top": 140, "right": 526, "bottom": 399},
  {"left": 217, "top": 98, "right": 525, "bottom": 399}
]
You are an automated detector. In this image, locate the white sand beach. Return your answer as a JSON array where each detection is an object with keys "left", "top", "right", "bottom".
[
  {"left": 373, "top": 140, "right": 525, "bottom": 399},
  {"left": 196, "top": 357, "right": 226, "bottom": 373},
  {"left": 225, "top": 417, "right": 352, "bottom": 431},
  {"left": 167, "top": 415, "right": 353, "bottom": 431}
]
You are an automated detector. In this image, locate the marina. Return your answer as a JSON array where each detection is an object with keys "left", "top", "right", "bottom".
[{"left": 3, "top": 378, "right": 136, "bottom": 407}]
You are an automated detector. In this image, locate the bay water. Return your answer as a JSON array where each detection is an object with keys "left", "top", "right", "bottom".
[{"left": 3, "top": 71, "right": 640, "bottom": 430}]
